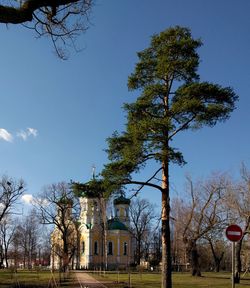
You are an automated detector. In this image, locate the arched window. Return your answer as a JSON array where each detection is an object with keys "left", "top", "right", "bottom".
[
  {"left": 108, "top": 241, "right": 113, "bottom": 255},
  {"left": 82, "top": 241, "right": 85, "bottom": 254},
  {"left": 123, "top": 242, "right": 127, "bottom": 255},
  {"left": 94, "top": 241, "right": 98, "bottom": 255}
]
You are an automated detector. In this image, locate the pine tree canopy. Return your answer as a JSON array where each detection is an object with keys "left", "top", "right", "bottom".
[{"left": 102, "top": 26, "right": 238, "bottom": 193}]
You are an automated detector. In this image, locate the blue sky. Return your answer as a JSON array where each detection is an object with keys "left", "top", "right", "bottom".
[{"left": 0, "top": 0, "right": 249, "bottom": 211}]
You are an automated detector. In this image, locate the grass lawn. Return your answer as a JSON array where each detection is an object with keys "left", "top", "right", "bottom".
[
  {"left": 91, "top": 271, "right": 250, "bottom": 288},
  {"left": 0, "top": 269, "right": 76, "bottom": 288},
  {"left": 1, "top": 270, "right": 250, "bottom": 287}
]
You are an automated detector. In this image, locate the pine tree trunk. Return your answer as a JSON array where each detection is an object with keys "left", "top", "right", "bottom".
[{"left": 161, "top": 163, "right": 172, "bottom": 288}]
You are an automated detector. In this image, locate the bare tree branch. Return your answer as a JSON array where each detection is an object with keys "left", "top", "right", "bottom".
[
  {"left": 128, "top": 167, "right": 163, "bottom": 198},
  {"left": 0, "top": 175, "right": 25, "bottom": 223},
  {"left": 0, "top": 0, "right": 93, "bottom": 58}
]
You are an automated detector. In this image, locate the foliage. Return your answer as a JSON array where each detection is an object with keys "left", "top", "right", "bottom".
[
  {"left": 71, "top": 178, "right": 107, "bottom": 198},
  {"left": 102, "top": 26, "right": 238, "bottom": 193},
  {"left": 101, "top": 26, "right": 238, "bottom": 288}
]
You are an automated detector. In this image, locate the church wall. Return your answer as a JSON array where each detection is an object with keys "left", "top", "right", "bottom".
[{"left": 51, "top": 194, "right": 134, "bottom": 270}]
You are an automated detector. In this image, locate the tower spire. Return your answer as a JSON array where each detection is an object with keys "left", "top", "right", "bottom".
[{"left": 92, "top": 164, "right": 96, "bottom": 179}]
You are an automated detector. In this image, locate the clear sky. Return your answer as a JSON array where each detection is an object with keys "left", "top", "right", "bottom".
[{"left": 0, "top": 0, "right": 249, "bottom": 211}]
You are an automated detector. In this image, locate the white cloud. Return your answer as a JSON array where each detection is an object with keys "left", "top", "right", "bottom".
[
  {"left": 33, "top": 197, "right": 49, "bottom": 208},
  {"left": 27, "top": 128, "right": 38, "bottom": 137},
  {"left": 21, "top": 194, "right": 33, "bottom": 204},
  {"left": 0, "top": 129, "right": 13, "bottom": 142},
  {"left": 17, "top": 130, "right": 28, "bottom": 140},
  {"left": 17, "top": 127, "right": 38, "bottom": 141}
]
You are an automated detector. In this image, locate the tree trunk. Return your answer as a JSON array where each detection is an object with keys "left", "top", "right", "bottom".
[
  {"left": 161, "top": 163, "right": 172, "bottom": 288},
  {"left": 185, "top": 240, "right": 201, "bottom": 277},
  {"left": 214, "top": 257, "right": 223, "bottom": 273},
  {"left": 75, "top": 227, "right": 80, "bottom": 270},
  {"left": 190, "top": 243, "right": 201, "bottom": 276},
  {"left": 208, "top": 239, "right": 224, "bottom": 272},
  {"left": 235, "top": 239, "right": 243, "bottom": 283},
  {"left": 136, "top": 238, "right": 142, "bottom": 265},
  {"left": 0, "top": 244, "right": 4, "bottom": 269},
  {"left": 235, "top": 219, "right": 250, "bottom": 284},
  {"left": 62, "top": 235, "right": 70, "bottom": 273}
]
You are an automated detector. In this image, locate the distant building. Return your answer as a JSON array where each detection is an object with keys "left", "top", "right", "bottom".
[{"left": 51, "top": 192, "right": 133, "bottom": 270}]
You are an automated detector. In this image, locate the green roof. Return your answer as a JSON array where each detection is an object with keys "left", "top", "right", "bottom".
[
  {"left": 108, "top": 218, "right": 128, "bottom": 231},
  {"left": 113, "top": 195, "right": 130, "bottom": 205}
]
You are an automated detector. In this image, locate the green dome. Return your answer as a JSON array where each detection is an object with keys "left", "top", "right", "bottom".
[
  {"left": 108, "top": 218, "right": 128, "bottom": 231},
  {"left": 113, "top": 195, "right": 130, "bottom": 205}
]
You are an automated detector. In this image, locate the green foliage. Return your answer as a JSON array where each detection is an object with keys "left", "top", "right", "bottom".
[
  {"left": 102, "top": 25, "right": 238, "bottom": 195},
  {"left": 71, "top": 179, "right": 106, "bottom": 198},
  {"left": 128, "top": 26, "right": 202, "bottom": 89},
  {"left": 172, "top": 82, "right": 237, "bottom": 128}
]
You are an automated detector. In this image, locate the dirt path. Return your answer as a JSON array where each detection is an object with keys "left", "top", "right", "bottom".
[{"left": 73, "top": 271, "right": 108, "bottom": 288}]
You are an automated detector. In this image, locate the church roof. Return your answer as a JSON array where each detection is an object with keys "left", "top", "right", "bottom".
[
  {"left": 108, "top": 218, "right": 128, "bottom": 231},
  {"left": 113, "top": 195, "right": 131, "bottom": 205}
]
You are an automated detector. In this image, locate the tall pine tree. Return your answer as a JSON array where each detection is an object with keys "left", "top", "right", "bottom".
[{"left": 102, "top": 26, "right": 238, "bottom": 288}]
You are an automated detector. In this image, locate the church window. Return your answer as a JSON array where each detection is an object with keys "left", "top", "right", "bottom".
[
  {"left": 82, "top": 241, "right": 85, "bottom": 254},
  {"left": 123, "top": 242, "right": 127, "bottom": 255},
  {"left": 108, "top": 241, "right": 113, "bottom": 255},
  {"left": 94, "top": 241, "right": 98, "bottom": 255}
]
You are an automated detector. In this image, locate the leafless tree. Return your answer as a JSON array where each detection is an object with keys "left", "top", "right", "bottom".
[
  {"left": 37, "top": 226, "right": 52, "bottom": 266},
  {"left": 180, "top": 174, "right": 228, "bottom": 276},
  {"left": 13, "top": 209, "right": 39, "bottom": 268},
  {"left": 10, "top": 212, "right": 51, "bottom": 268},
  {"left": 0, "top": 216, "right": 16, "bottom": 268},
  {"left": 171, "top": 198, "right": 188, "bottom": 271},
  {"left": 204, "top": 232, "right": 226, "bottom": 272},
  {"left": 0, "top": 0, "right": 93, "bottom": 58},
  {"left": 129, "top": 197, "right": 157, "bottom": 265},
  {"left": 149, "top": 228, "right": 162, "bottom": 268},
  {"left": 225, "top": 164, "right": 250, "bottom": 283},
  {"left": 35, "top": 182, "right": 78, "bottom": 273},
  {"left": 0, "top": 175, "right": 25, "bottom": 223}
]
